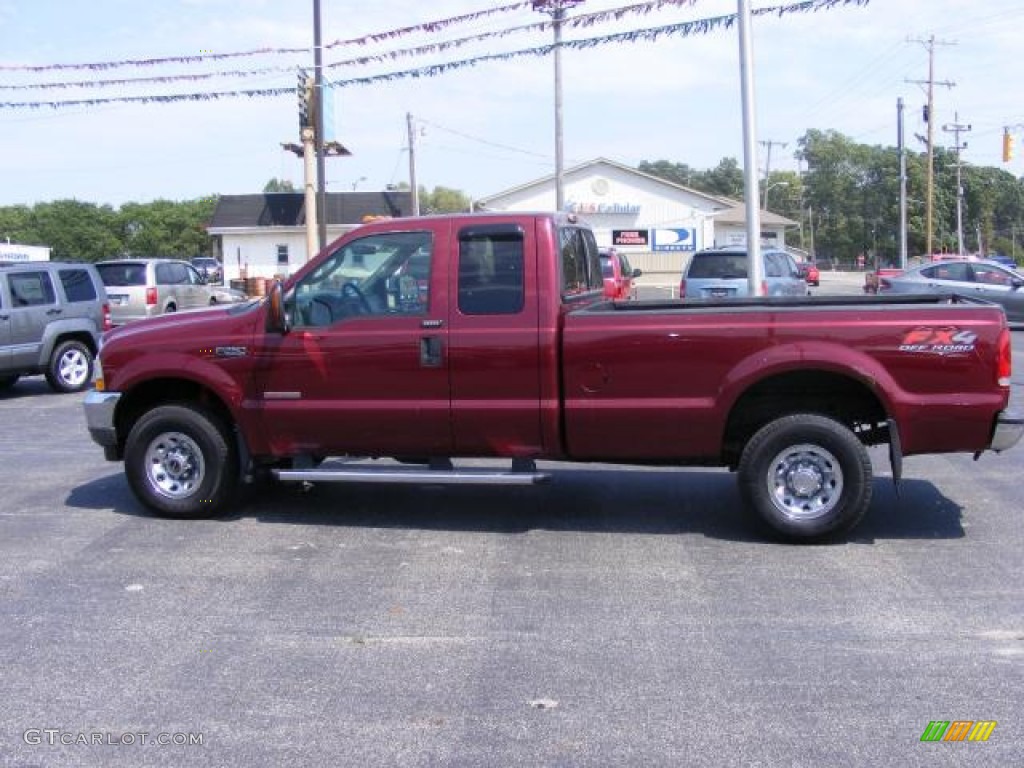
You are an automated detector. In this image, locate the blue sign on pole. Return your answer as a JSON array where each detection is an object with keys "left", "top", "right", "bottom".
[
  {"left": 321, "top": 83, "right": 336, "bottom": 142},
  {"left": 652, "top": 228, "right": 696, "bottom": 252}
]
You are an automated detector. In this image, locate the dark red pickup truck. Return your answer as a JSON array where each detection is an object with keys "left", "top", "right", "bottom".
[{"left": 84, "top": 213, "right": 1022, "bottom": 541}]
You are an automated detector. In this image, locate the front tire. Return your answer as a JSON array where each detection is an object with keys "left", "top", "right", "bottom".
[
  {"left": 124, "top": 404, "right": 238, "bottom": 518},
  {"left": 737, "top": 414, "right": 872, "bottom": 542},
  {"left": 46, "top": 340, "right": 93, "bottom": 393}
]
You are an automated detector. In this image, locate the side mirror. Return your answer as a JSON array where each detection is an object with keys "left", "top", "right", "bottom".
[
  {"left": 265, "top": 279, "right": 291, "bottom": 334},
  {"left": 1011, "top": 278, "right": 1024, "bottom": 290},
  {"left": 632, "top": 268, "right": 643, "bottom": 278}
]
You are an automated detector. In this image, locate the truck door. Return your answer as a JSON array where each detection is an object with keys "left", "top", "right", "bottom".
[
  {"left": 448, "top": 223, "right": 543, "bottom": 455},
  {"left": 252, "top": 227, "right": 453, "bottom": 457}
]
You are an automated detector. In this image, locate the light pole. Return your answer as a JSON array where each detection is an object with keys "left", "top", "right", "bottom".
[{"left": 533, "top": 0, "right": 584, "bottom": 212}]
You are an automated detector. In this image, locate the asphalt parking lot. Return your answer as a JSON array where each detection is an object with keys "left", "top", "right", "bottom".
[{"left": 1, "top": 325, "right": 1021, "bottom": 767}]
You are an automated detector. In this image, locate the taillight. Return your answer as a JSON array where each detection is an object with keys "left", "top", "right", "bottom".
[
  {"left": 997, "top": 327, "right": 1012, "bottom": 388},
  {"left": 678, "top": 278, "right": 686, "bottom": 297},
  {"left": 146, "top": 286, "right": 158, "bottom": 306},
  {"left": 102, "top": 302, "right": 112, "bottom": 332},
  {"left": 761, "top": 280, "right": 768, "bottom": 296}
]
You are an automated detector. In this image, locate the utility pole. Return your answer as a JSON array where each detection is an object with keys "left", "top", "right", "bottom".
[
  {"left": 907, "top": 35, "right": 955, "bottom": 259},
  {"left": 533, "top": 0, "right": 585, "bottom": 212},
  {"left": 942, "top": 113, "right": 971, "bottom": 256},
  {"left": 897, "top": 98, "right": 908, "bottom": 268},
  {"left": 313, "top": 0, "right": 327, "bottom": 254},
  {"left": 295, "top": 69, "right": 318, "bottom": 264},
  {"left": 758, "top": 139, "right": 787, "bottom": 209},
  {"left": 407, "top": 113, "right": 420, "bottom": 216},
  {"left": 737, "top": 0, "right": 764, "bottom": 295}
]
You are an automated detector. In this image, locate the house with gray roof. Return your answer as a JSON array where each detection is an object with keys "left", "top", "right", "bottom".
[{"left": 207, "top": 190, "right": 412, "bottom": 282}]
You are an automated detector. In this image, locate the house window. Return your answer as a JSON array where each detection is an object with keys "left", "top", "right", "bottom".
[{"left": 277, "top": 245, "right": 289, "bottom": 267}]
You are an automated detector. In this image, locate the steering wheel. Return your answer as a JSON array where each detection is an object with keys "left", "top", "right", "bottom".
[{"left": 342, "top": 281, "right": 372, "bottom": 314}]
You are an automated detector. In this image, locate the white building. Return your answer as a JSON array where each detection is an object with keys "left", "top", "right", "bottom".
[
  {"left": 0, "top": 242, "right": 51, "bottom": 262},
  {"left": 206, "top": 191, "right": 413, "bottom": 282},
  {"left": 477, "top": 157, "right": 796, "bottom": 287}
]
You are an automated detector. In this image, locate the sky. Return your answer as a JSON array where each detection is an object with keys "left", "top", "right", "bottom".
[{"left": 1, "top": 0, "right": 1022, "bottom": 209}]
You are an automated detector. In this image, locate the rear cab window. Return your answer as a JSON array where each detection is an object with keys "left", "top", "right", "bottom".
[{"left": 457, "top": 224, "right": 526, "bottom": 316}]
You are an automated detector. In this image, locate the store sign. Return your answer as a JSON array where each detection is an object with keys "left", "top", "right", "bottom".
[
  {"left": 652, "top": 228, "right": 696, "bottom": 252},
  {"left": 565, "top": 200, "right": 641, "bottom": 215},
  {"left": 612, "top": 229, "right": 649, "bottom": 246}
]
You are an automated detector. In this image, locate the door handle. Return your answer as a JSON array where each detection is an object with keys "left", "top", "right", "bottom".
[
  {"left": 46, "top": 308, "right": 63, "bottom": 316},
  {"left": 420, "top": 336, "right": 443, "bottom": 368}
]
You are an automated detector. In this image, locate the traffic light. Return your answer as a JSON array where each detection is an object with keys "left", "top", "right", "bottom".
[
  {"left": 297, "top": 69, "right": 313, "bottom": 130},
  {"left": 1002, "top": 129, "right": 1015, "bottom": 163}
]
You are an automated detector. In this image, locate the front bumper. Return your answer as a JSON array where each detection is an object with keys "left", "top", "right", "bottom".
[
  {"left": 991, "top": 409, "right": 1024, "bottom": 452},
  {"left": 83, "top": 390, "right": 122, "bottom": 460}
]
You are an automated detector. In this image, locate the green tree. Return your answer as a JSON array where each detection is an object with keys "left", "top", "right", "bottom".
[
  {"left": 419, "top": 185, "right": 471, "bottom": 214},
  {"left": 28, "top": 200, "right": 124, "bottom": 262},
  {"left": 119, "top": 197, "right": 218, "bottom": 257},
  {"left": 263, "top": 178, "right": 296, "bottom": 193}
]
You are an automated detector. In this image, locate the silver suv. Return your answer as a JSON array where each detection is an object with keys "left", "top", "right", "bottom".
[
  {"left": 96, "top": 258, "right": 218, "bottom": 325},
  {"left": 680, "top": 246, "right": 809, "bottom": 299},
  {"left": 0, "top": 261, "right": 110, "bottom": 393}
]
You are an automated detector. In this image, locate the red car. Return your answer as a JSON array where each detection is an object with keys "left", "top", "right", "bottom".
[
  {"left": 796, "top": 261, "right": 820, "bottom": 286},
  {"left": 600, "top": 247, "right": 641, "bottom": 300}
]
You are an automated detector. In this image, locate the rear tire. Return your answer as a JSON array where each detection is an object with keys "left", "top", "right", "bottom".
[
  {"left": 46, "top": 340, "right": 93, "bottom": 393},
  {"left": 737, "top": 413, "right": 872, "bottom": 542},
  {"left": 124, "top": 404, "right": 238, "bottom": 518}
]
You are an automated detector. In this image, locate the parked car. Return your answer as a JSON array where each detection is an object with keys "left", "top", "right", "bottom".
[
  {"left": 599, "top": 247, "right": 641, "bottom": 300},
  {"left": 796, "top": 261, "right": 820, "bottom": 286},
  {"left": 878, "top": 259, "right": 1024, "bottom": 322},
  {"left": 680, "top": 246, "right": 808, "bottom": 299},
  {"left": 864, "top": 267, "right": 903, "bottom": 294},
  {"left": 208, "top": 286, "right": 250, "bottom": 304},
  {"left": 191, "top": 256, "right": 223, "bottom": 284},
  {"left": 96, "top": 258, "right": 218, "bottom": 325},
  {"left": 0, "top": 260, "right": 110, "bottom": 392},
  {"left": 986, "top": 253, "right": 1017, "bottom": 269}
]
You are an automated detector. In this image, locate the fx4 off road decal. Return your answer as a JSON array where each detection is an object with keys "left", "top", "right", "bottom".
[{"left": 899, "top": 326, "right": 978, "bottom": 355}]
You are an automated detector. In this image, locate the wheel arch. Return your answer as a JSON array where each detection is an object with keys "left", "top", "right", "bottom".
[
  {"left": 39, "top": 322, "right": 100, "bottom": 366},
  {"left": 722, "top": 369, "right": 889, "bottom": 466},
  {"left": 113, "top": 377, "right": 242, "bottom": 460}
]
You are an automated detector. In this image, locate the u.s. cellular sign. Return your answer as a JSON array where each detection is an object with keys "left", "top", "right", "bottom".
[{"left": 920, "top": 720, "right": 997, "bottom": 742}]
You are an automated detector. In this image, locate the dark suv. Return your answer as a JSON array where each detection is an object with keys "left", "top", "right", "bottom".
[{"left": 0, "top": 261, "right": 110, "bottom": 392}]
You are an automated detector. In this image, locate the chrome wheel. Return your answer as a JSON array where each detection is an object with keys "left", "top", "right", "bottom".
[
  {"left": 57, "top": 346, "right": 90, "bottom": 389},
  {"left": 144, "top": 431, "right": 206, "bottom": 500},
  {"left": 765, "top": 443, "right": 843, "bottom": 522}
]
